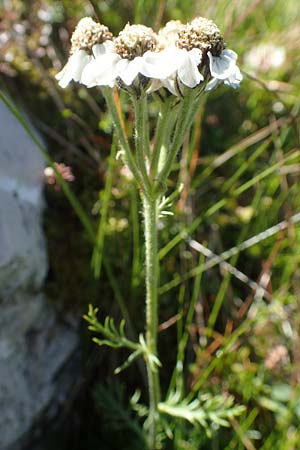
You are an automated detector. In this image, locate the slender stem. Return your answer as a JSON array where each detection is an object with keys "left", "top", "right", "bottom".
[
  {"left": 129, "top": 92, "right": 161, "bottom": 447},
  {"left": 156, "top": 89, "right": 199, "bottom": 187},
  {"left": 133, "top": 94, "right": 151, "bottom": 194},
  {"left": 143, "top": 193, "right": 160, "bottom": 450},
  {"left": 101, "top": 87, "right": 145, "bottom": 189}
]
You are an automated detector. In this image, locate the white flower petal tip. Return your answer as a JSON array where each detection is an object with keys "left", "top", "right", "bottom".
[{"left": 56, "top": 50, "right": 91, "bottom": 88}]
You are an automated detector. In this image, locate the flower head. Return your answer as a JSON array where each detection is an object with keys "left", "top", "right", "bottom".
[
  {"left": 56, "top": 17, "right": 113, "bottom": 88},
  {"left": 155, "top": 16, "right": 242, "bottom": 95},
  {"left": 82, "top": 23, "right": 162, "bottom": 88},
  {"left": 113, "top": 23, "right": 160, "bottom": 86},
  {"left": 140, "top": 19, "right": 207, "bottom": 94},
  {"left": 147, "top": 17, "right": 221, "bottom": 94},
  {"left": 70, "top": 17, "right": 113, "bottom": 54}
]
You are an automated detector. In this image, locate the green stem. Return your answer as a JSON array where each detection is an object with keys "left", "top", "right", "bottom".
[
  {"left": 101, "top": 87, "right": 144, "bottom": 189},
  {"left": 156, "top": 89, "right": 199, "bottom": 187},
  {"left": 133, "top": 94, "right": 151, "bottom": 195},
  {"left": 143, "top": 193, "right": 160, "bottom": 450}
]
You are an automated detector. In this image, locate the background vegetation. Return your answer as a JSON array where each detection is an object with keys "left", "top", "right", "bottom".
[{"left": 1, "top": 0, "right": 300, "bottom": 448}]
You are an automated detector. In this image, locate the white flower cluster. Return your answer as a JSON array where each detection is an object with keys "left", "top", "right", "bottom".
[{"left": 56, "top": 17, "right": 242, "bottom": 94}]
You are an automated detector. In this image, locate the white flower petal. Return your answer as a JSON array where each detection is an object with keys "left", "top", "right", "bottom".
[
  {"left": 117, "top": 57, "right": 144, "bottom": 85},
  {"left": 56, "top": 50, "right": 91, "bottom": 88},
  {"left": 72, "top": 54, "right": 92, "bottom": 82},
  {"left": 141, "top": 46, "right": 184, "bottom": 79},
  {"left": 81, "top": 53, "right": 120, "bottom": 87},
  {"left": 224, "top": 65, "right": 243, "bottom": 88},
  {"left": 235, "top": 65, "right": 243, "bottom": 82},
  {"left": 92, "top": 40, "right": 114, "bottom": 57},
  {"left": 189, "top": 48, "right": 203, "bottom": 66},
  {"left": 55, "top": 68, "right": 71, "bottom": 88},
  {"left": 161, "top": 77, "right": 178, "bottom": 96},
  {"left": 208, "top": 50, "right": 237, "bottom": 80},
  {"left": 206, "top": 49, "right": 242, "bottom": 91},
  {"left": 92, "top": 44, "right": 106, "bottom": 57},
  {"left": 178, "top": 49, "right": 203, "bottom": 88},
  {"left": 222, "top": 49, "right": 238, "bottom": 62},
  {"left": 103, "top": 40, "right": 115, "bottom": 53}
]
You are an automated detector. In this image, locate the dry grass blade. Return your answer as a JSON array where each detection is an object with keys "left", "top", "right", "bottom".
[
  {"left": 188, "top": 240, "right": 272, "bottom": 301},
  {"left": 159, "top": 212, "right": 300, "bottom": 294}
]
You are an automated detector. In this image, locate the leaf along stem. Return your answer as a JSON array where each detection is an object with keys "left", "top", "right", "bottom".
[
  {"left": 132, "top": 93, "right": 152, "bottom": 195},
  {"left": 150, "top": 98, "right": 176, "bottom": 180}
]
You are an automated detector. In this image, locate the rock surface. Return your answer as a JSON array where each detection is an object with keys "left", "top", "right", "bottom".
[{"left": 0, "top": 99, "right": 78, "bottom": 450}]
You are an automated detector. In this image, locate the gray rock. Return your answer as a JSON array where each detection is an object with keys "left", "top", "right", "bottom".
[
  {"left": 0, "top": 100, "right": 46, "bottom": 296},
  {"left": 0, "top": 99, "right": 78, "bottom": 450}
]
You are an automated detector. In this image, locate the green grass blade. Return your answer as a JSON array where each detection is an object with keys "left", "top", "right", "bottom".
[{"left": 92, "top": 133, "right": 117, "bottom": 278}]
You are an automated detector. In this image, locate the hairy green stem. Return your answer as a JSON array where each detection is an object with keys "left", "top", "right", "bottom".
[
  {"left": 133, "top": 94, "right": 151, "bottom": 194},
  {"left": 104, "top": 87, "right": 161, "bottom": 446},
  {"left": 143, "top": 193, "right": 160, "bottom": 449},
  {"left": 101, "top": 87, "right": 145, "bottom": 189}
]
